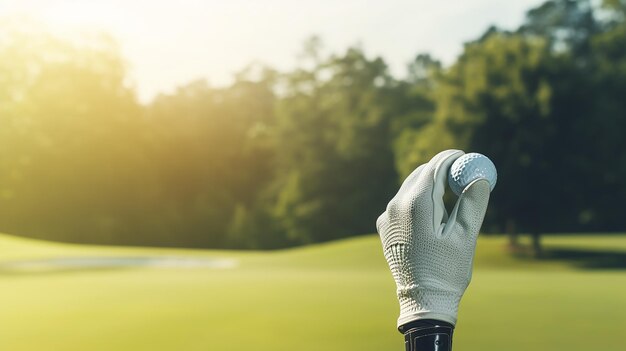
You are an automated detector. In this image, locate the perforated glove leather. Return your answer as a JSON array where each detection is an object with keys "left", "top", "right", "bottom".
[{"left": 376, "top": 150, "right": 491, "bottom": 327}]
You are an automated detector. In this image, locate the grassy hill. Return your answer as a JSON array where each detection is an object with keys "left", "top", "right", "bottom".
[{"left": 0, "top": 233, "right": 624, "bottom": 350}]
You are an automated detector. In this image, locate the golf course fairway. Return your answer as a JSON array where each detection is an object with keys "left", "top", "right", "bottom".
[{"left": 0, "top": 233, "right": 624, "bottom": 350}]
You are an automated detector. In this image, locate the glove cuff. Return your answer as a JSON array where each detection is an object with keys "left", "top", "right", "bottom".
[
  {"left": 398, "top": 312, "right": 457, "bottom": 328},
  {"left": 397, "top": 288, "right": 462, "bottom": 327}
]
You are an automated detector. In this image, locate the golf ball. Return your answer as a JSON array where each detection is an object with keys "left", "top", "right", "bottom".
[{"left": 448, "top": 153, "right": 497, "bottom": 196}]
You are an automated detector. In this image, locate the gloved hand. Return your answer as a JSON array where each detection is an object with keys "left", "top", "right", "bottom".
[{"left": 376, "top": 149, "right": 491, "bottom": 328}]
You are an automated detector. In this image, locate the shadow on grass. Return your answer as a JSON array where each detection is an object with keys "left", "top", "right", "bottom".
[{"left": 540, "top": 248, "right": 626, "bottom": 270}]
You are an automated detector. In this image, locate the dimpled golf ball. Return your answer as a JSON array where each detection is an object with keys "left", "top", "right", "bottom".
[{"left": 448, "top": 153, "right": 497, "bottom": 196}]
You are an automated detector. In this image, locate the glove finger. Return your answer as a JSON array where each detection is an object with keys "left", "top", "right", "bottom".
[
  {"left": 382, "top": 164, "right": 426, "bottom": 225},
  {"left": 395, "top": 164, "right": 426, "bottom": 199},
  {"left": 395, "top": 150, "right": 461, "bottom": 207},
  {"left": 423, "top": 149, "right": 464, "bottom": 180},
  {"left": 407, "top": 149, "right": 463, "bottom": 201},
  {"left": 420, "top": 150, "right": 464, "bottom": 235},
  {"left": 376, "top": 212, "right": 389, "bottom": 237},
  {"left": 444, "top": 179, "right": 490, "bottom": 242}
]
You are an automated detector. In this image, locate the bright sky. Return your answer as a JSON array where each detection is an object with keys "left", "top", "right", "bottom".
[{"left": 0, "top": 0, "right": 545, "bottom": 103}]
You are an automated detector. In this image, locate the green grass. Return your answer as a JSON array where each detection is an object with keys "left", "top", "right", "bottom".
[{"left": 0, "top": 233, "right": 624, "bottom": 351}]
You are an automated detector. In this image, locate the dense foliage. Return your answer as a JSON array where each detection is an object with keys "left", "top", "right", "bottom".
[{"left": 1, "top": 1, "right": 625, "bottom": 248}]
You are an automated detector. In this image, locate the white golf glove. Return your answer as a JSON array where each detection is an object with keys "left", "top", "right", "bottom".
[{"left": 377, "top": 149, "right": 491, "bottom": 327}]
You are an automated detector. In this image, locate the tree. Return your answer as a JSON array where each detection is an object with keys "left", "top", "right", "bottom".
[
  {"left": 0, "top": 20, "right": 155, "bottom": 243},
  {"left": 407, "top": 31, "right": 554, "bottom": 255},
  {"left": 273, "top": 41, "right": 398, "bottom": 244},
  {"left": 0, "top": 20, "right": 280, "bottom": 248},
  {"left": 584, "top": 10, "right": 626, "bottom": 230},
  {"left": 390, "top": 54, "right": 443, "bottom": 179},
  {"left": 519, "top": 0, "right": 599, "bottom": 55},
  {"left": 146, "top": 68, "right": 278, "bottom": 248}
]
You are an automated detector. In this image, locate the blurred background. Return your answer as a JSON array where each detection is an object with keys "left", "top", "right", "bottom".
[{"left": 0, "top": 0, "right": 624, "bottom": 350}]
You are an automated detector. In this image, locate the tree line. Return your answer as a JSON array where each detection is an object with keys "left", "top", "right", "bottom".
[{"left": 0, "top": 0, "right": 625, "bottom": 249}]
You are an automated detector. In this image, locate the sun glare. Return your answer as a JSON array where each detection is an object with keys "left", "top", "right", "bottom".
[{"left": 0, "top": 0, "right": 547, "bottom": 102}]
